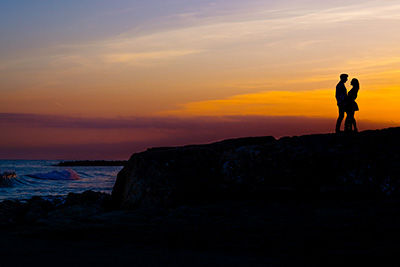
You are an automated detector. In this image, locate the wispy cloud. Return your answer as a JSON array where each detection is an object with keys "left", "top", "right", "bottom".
[
  {"left": 99, "top": 1, "right": 400, "bottom": 48},
  {"left": 4, "top": 1, "right": 400, "bottom": 71},
  {"left": 162, "top": 85, "right": 400, "bottom": 124},
  {"left": 3, "top": 0, "right": 400, "bottom": 69},
  {"left": 44, "top": 0, "right": 400, "bottom": 74},
  {"left": 103, "top": 50, "right": 202, "bottom": 64},
  {"left": 163, "top": 89, "right": 336, "bottom": 117}
]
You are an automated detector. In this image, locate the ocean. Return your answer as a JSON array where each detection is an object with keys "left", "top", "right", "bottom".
[{"left": 0, "top": 160, "right": 123, "bottom": 201}]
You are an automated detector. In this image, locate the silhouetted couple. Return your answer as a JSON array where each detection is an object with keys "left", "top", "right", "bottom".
[{"left": 335, "top": 74, "right": 360, "bottom": 133}]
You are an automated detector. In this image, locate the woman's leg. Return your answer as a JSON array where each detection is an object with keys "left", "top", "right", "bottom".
[
  {"left": 352, "top": 113, "right": 358, "bottom": 133},
  {"left": 345, "top": 111, "right": 354, "bottom": 132}
]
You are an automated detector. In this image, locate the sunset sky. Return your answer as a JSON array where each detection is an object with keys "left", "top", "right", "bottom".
[{"left": 1, "top": 0, "right": 400, "bottom": 159}]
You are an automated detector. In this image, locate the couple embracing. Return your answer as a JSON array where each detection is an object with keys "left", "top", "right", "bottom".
[{"left": 335, "top": 73, "right": 360, "bottom": 133}]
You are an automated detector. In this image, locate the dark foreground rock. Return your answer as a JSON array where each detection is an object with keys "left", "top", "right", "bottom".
[
  {"left": 112, "top": 127, "right": 400, "bottom": 208},
  {"left": 1, "top": 193, "right": 400, "bottom": 266},
  {"left": 0, "top": 191, "right": 111, "bottom": 226},
  {"left": 2, "top": 128, "right": 400, "bottom": 266}
]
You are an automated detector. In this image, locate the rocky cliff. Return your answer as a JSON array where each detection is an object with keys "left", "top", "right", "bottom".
[{"left": 112, "top": 127, "right": 400, "bottom": 208}]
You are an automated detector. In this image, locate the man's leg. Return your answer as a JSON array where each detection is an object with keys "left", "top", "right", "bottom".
[
  {"left": 336, "top": 105, "right": 345, "bottom": 133},
  {"left": 344, "top": 112, "right": 351, "bottom": 132}
]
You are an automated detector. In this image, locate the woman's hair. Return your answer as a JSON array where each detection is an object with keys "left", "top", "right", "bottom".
[{"left": 351, "top": 78, "right": 359, "bottom": 88}]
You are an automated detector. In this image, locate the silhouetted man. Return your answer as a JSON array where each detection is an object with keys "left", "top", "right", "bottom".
[{"left": 335, "top": 74, "right": 348, "bottom": 133}]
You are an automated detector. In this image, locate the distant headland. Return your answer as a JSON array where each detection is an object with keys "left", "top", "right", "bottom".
[{"left": 54, "top": 160, "right": 127, "bottom": 167}]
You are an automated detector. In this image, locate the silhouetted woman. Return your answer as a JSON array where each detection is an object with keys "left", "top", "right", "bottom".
[{"left": 345, "top": 78, "right": 360, "bottom": 132}]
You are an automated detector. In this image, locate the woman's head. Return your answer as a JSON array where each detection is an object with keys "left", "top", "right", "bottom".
[{"left": 351, "top": 78, "right": 359, "bottom": 88}]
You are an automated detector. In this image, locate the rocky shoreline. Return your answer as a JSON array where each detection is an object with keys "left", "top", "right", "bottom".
[
  {"left": 2, "top": 128, "right": 400, "bottom": 266},
  {"left": 1, "top": 190, "right": 398, "bottom": 266}
]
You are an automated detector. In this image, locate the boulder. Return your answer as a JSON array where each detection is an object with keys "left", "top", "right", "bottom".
[
  {"left": 112, "top": 128, "right": 400, "bottom": 209},
  {"left": 112, "top": 137, "right": 275, "bottom": 208}
]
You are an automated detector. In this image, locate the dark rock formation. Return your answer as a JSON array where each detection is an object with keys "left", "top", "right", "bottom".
[
  {"left": 0, "top": 191, "right": 110, "bottom": 226},
  {"left": 112, "top": 127, "right": 400, "bottom": 208},
  {"left": 3, "top": 129, "right": 400, "bottom": 265}
]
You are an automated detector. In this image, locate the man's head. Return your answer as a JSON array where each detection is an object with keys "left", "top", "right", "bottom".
[{"left": 340, "top": 74, "right": 348, "bottom": 83}]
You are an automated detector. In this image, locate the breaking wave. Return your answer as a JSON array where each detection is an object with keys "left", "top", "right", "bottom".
[{"left": 26, "top": 169, "right": 80, "bottom": 180}]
